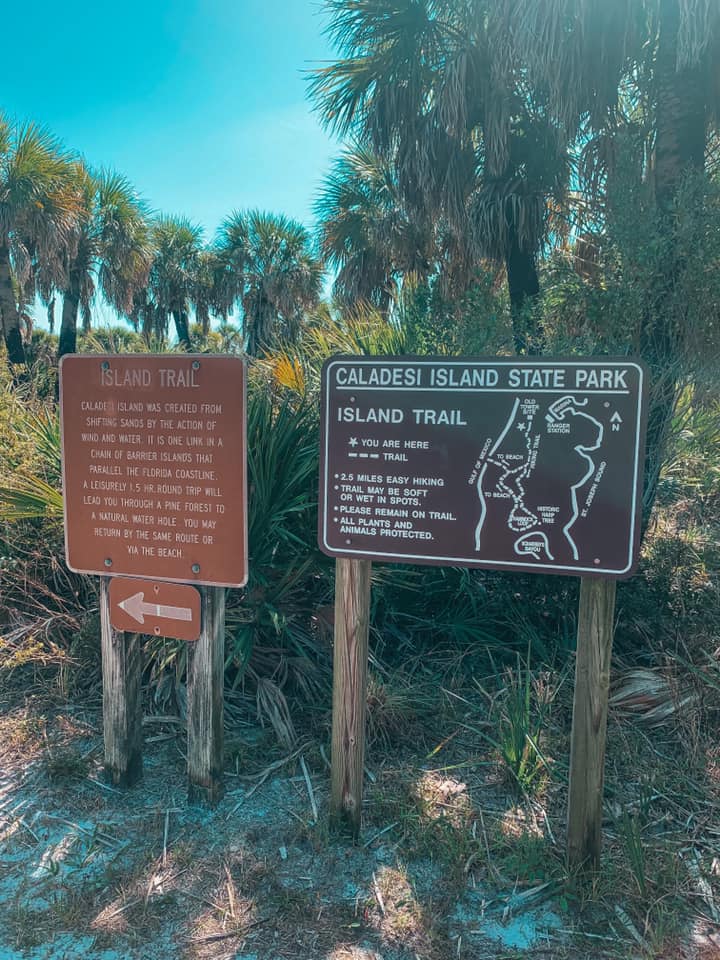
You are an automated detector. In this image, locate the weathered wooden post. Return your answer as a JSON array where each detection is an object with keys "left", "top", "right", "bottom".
[
  {"left": 100, "top": 577, "right": 143, "bottom": 787},
  {"left": 187, "top": 586, "right": 226, "bottom": 804},
  {"left": 317, "top": 355, "right": 647, "bottom": 861},
  {"left": 330, "top": 557, "right": 372, "bottom": 837},
  {"left": 60, "top": 354, "right": 247, "bottom": 805},
  {"left": 567, "top": 577, "right": 617, "bottom": 870}
]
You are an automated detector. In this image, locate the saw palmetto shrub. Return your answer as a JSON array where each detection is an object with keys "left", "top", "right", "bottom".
[{"left": 1, "top": 296, "right": 718, "bottom": 740}]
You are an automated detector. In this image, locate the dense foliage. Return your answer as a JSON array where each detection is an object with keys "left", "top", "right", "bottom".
[{"left": 0, "top": 0, "right": 718, "bottom": 740}]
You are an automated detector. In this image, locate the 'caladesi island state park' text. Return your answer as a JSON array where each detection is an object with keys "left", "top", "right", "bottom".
[{"left": 332, "top": 364, "right": 632, "bottom": 391}]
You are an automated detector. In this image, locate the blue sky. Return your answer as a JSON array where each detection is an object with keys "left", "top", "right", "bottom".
[{"left": 4, "top": 1, "right": 340, "bottom": 323}]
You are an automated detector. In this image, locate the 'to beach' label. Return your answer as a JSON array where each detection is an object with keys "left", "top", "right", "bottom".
[{"left": 319, "top": 357, "right": 648, "bottom": 578}]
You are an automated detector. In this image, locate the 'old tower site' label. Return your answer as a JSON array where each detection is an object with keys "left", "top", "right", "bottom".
[{"left": 319, "top": 357, "right": 648, "bottom": 578}]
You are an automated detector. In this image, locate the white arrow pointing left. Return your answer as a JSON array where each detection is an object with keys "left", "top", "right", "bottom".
[{"left": 117, "top": 591, "right": 193, "bottom": 625}]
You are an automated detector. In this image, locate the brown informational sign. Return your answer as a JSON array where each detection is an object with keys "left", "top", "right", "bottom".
[
  {"left": 60, "top": 355, "right": 247, "bottom": 587},
  {"left": 109, "top": 577, "right": 201, "bottom": 641},
  {"left": 319, "top": 357, "right": 648, "bottom": 578}
]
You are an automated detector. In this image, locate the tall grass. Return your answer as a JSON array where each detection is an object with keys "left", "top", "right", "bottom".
[{"left": 1, "top": 310, "right": 718, "bottom": 744}]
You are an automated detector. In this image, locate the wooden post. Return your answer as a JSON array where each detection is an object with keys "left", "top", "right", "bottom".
[
  {"left": 330, "top": 557, "right": 372, "bottom": 839},
  {"left": 567, "top": 577, "right": 617, "bottom": 870},
  {"left": 187, "top": 586, "right": 226, "bottom": 805},
  {"left": 100, "top": 577, "right": 143, "bottom": 787}
]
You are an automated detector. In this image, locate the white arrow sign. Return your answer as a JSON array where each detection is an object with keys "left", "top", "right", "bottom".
[{"left": 117, "top": 591, "right": 193, "bottom": 625}]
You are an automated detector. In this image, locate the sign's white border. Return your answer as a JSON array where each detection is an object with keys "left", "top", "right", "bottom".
[{"left": 321, "top": 358, "right": 646, "bottom": 576}]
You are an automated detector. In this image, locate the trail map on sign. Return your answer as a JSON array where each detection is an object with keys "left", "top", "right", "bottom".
[
  {"left": 319, "top": 358, "right": 648, "bottom": 578},
  {"left": 474, "top": 395, "right": 606, "bottom": 564}
]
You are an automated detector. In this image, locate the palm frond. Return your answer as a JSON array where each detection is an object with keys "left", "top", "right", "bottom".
[
  {"left": 0, "top": 474, "right": 63, "bottom": 520},
  {"left": 216, "top": 210, "right": 323, "bottom": 354}
]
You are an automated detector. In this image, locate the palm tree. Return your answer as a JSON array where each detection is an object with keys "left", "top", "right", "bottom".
[
  {"left": 309, "top": 0, "right": 570, "bottom": 354},
  {"left": 315, "top": 145, "right": 435, "bottom": 313},
  {"left": 146, "top": 216, "right": 206, "bottom": 350},
  {"left": 504, "top": 0, "right": 720, "bottom": 509},
  {"left": 56, "top": 165, "right": 150, "bottom": 359},
  {"left": 0, "top": 115, "right": 77, "bottom": 366},
  {"left": 508, "top": 0, "right": 718, "bottom": 206},
  {"left": 216, "top": 211, "right": 322, "bottom": 356},
  {"left": 193, "top": 248, "right": 223, "bottom": 337}
]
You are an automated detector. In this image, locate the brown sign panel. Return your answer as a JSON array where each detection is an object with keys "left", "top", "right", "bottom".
[
  {"left": 60, "top": 354, "right": 247, "bottom": 587},
  {"left": 319, "top": 357, "right": 648, "bottom": 579},
  {"left": 109, "top": 577, "right": 201, "bottom": 641}
]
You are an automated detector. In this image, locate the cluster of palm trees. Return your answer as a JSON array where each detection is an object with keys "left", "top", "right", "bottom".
[
  {"left": 0, "top": 116, "right": 323, "bottom": 367},
  {"left": 308, "top": 0, "right": 720, "bottom": 511},
  {"left": 2, "top": 0, "right": 718, "bottom": 383},
  {"left": 309, "top": 0, "right": 719, "bottom": 360}
]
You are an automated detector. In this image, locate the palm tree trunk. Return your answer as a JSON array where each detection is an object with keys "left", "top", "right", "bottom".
[
  {"left": 59, "top": 288, "right": 80, "bottom": 359},
  {"left": 0, "top": 244, "right": 26, "bottom": 366},
  {"left": 245, "top": 318, "right": 255, "bottom": 356},
  {"left": 246, "top": 296, "right": 272, "bottom": 357},
  {"left": 640, "top": 0, "right": 708, "bottom": 528},
  {"left": 505, "top": 226, "right": 543, "bottom": 356},
  {"left": 154, "top": 306, "right": 168, "bottom": 341},
  {"left": 141, "top": 306, "right": 154, "bottom": 342},
  {"left": 654, "top": 0, "right": 706, "bottom": 214},
  {"left": 172, "top": 310, "right": 191, "bottom": 351},
  {"left": 256, "top": 300, "right": 273, "bottom": 356}
]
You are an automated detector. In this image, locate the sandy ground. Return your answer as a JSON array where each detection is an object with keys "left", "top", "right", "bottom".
[
  {"left": 0, "top": 692, "right": 717, "bottom": 960},
  {"left": 0, "top": 694, "right": 576, "bottom": 960}
]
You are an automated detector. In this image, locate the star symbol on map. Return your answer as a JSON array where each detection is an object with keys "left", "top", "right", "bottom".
[
  {"left": 517, "top": 423, "right": 525, "bottom": 431},
  {"left": 349, "top": 437, "right": 358, "bottom": 447}
]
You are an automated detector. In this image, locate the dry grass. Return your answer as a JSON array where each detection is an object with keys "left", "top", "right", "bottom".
[
  {"left": 1, "top": 480, "right": 720, "bottom": 959},
  {"left": 0, "top": 708, "right": 47, "bottom": 760},
  {"left": 1, "top": 670, "right": 719, "bottom": 959},
  {"left": 368, "top": 864, "right": 447, "bottom": 957}
]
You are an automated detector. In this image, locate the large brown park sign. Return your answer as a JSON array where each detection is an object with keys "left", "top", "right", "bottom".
[
  {"left": 319, "top": 357, "right": 648, "bottom": 578},
  {"left": 60, "top": 354, "right": 247, "bottom": 588}
]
